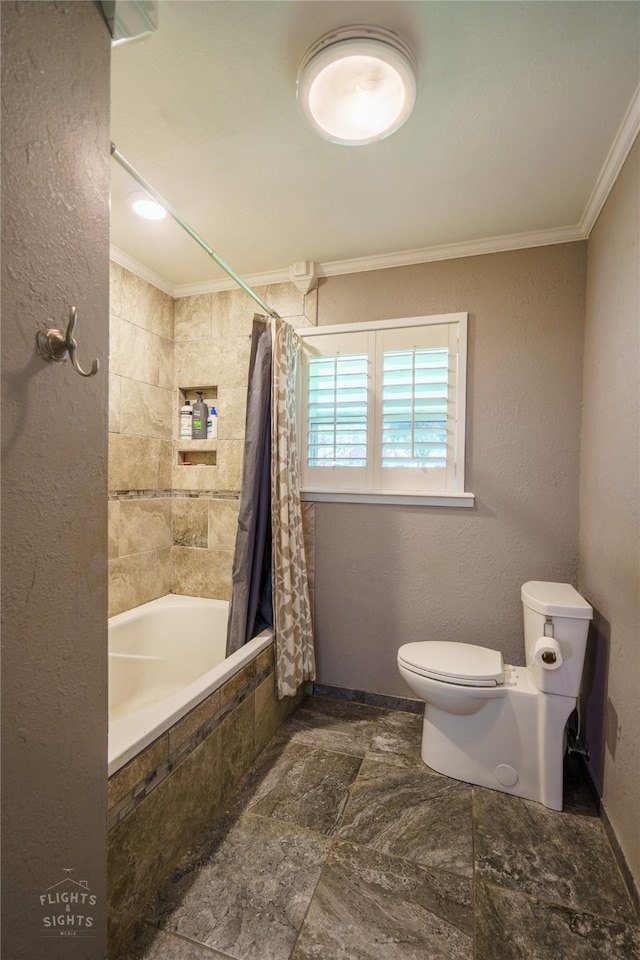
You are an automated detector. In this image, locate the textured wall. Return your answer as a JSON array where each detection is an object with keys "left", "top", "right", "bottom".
[
  {"left": 314, "top": 243, "right": 587, "bottom": 697},
  {"left": 1, "top": 3, "right": 110, "bottom": 957},
  {"left": 580, "top": 138, "right": 639, "bottom": 890}
]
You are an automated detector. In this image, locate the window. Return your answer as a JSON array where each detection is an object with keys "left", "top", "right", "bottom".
[{"left": 298, "top": 313, "right": 473, "bottom": 506}]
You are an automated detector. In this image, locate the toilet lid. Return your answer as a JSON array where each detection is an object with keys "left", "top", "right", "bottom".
[{"left": 398, "top": 641, "right": 504, "bottom": 687}]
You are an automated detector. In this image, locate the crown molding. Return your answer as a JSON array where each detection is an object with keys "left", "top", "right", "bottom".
[
  {"left": 168, "top": 226, "right": 584, "bottom": 298},
  {"left": 580, "top": 84, "right": 640, "bottom": 237},
  {"left": 113, "top": 229, "right": 586, "bottom": 301},
  {"left": 174, "top": 267, "right": 291, "bottom": 299},
  {"left": 316, "top": 226, "right": 585, "bottom": 279},
  {"left": 109, "top": 244, "right": 176, "bottom": 296}
]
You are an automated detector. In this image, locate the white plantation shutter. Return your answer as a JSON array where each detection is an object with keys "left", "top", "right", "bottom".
[
  {"left": 307, "top": 353, "right": 368, "bottom": 467},
  {"left": 301, "top": 330, "right": 371, "bottom": 490},
  {"left": 376, "top": 320, "right": 457, "bottom": 492},
  {"left": 300, "top": 315, "right": 467, "bottom": 498}
]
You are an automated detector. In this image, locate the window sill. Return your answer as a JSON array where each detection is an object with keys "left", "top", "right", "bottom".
[{"left": 300, "top": 490, "right": 476, "bottom": 508}]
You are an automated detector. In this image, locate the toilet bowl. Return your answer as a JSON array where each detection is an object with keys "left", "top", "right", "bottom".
[{"left": 397, "top": 581, "right": 593, "bottom": 810}]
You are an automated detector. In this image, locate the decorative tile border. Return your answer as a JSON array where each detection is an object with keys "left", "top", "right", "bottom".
[
  {"left": 108, "top": 654, "right": 273, "bottom": 832},
  {"left": 109, "top": 489, "right": 240, "bottom": 501},
  {"left": 311, "top": 682, "right": 424, "bottom": 715}
]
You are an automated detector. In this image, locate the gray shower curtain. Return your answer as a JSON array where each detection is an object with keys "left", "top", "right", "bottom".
[{"left": 226, "top": 317, "right": 273, "bottom": 655}]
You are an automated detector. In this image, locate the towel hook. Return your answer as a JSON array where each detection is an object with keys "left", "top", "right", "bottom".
[{"left": 36, "top": 306, "right": 99, "bottom": 377}]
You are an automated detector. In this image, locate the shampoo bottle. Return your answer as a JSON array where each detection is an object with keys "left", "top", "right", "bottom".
[
  {"left": 207, "top": 406, "right": 217, "bottom": 440},
  {"left": 191, "top": 392, "right": 208, "bottom": 439},
  {"left": 179, "top": 399, "right": 192, "bottom": 439}
]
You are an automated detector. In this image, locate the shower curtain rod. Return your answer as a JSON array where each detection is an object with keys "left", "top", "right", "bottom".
[{"left": 110, "top": 143, "right": 280, "bottom": 319}]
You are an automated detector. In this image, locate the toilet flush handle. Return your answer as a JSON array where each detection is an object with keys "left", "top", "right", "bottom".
[{"left": 541, "top": 618, "right": 558, "bottom": 665}]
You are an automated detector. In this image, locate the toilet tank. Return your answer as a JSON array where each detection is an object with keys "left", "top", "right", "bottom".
[{"left": 521, "top": 581, "right": 593, "bottom": 697}]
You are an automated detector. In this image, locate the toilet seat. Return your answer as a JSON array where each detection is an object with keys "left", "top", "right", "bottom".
[{"left": 398, "top": 641, "right": 504, "bottom": 687}]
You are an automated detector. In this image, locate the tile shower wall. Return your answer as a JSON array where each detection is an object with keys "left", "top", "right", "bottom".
[
  {"left": 109, "top": 264, "right": 174, "bottom": 616},
  {"left": 108, "top": 263, "right": 317, "bottom": 615},
  {"left": 171, "top": 282, "right": 317, "bottom": 602}
]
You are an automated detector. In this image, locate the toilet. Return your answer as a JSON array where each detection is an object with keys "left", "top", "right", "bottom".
[{"left": 397, "top": 581, "right": 593, "bottom": 810}]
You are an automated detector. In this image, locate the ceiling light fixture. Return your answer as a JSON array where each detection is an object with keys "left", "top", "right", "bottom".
[
  {"left": 129, "top": 190, "right": 167, "bottom": 220},
  {"left": 297, "top": 26, "right": 417, "bottom": 146}
]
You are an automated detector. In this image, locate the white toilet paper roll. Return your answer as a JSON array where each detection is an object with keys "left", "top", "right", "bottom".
[{"left": 532, "top": 636, "right": 563, "bottom": 670}]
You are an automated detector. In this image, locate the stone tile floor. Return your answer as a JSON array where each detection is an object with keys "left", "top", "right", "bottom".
[{"left": 117, "top": 696, "right": 640, "bottom": 960}]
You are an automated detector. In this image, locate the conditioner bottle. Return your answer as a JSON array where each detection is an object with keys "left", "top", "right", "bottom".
[{"left": 191, "top": 392, "right": 208, "bottom": 439}]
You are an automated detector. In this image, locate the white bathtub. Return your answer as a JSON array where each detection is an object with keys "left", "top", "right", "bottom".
[{"left": 108, "top": 594, "right": 272, "bottom": 776}]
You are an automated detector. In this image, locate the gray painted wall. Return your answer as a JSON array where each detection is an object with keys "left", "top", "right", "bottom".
[
  {"left": 580, "top": 138, "right": 639, "bottom": 889},
  {"left": 1, "top": 3, "right": 110, "bottom": 957},
  {"left": 314, "top": 243, "right": 587, "bottom": 697}
]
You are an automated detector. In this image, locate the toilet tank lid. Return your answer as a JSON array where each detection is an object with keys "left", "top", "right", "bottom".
[{"left": 521, "top": 581, "right": 593, "bottom": 619}]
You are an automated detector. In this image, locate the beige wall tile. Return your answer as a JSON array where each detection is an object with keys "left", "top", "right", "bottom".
[
  {"left": 174, "top": 294, "right": 212, "bottom": 341},
  {"left": 157, "top": 440, "right": 173, "bottom": 490},
  {"left": 157, "top": 337, "right": 173, "bottom": 392},
  {"left": 121, "top": 269, "right": 173, "bottom": 338},
  {"left": 215, "top": 439, "right": 244, "bottom": 492},
  {"left": 208, "top": 498, "right": 240, "bottom": 552},
  {"left": 109, "top": 373, "right": 122, "bottom": 434},
  {"left": 174, "top": 336, "right": 251, "bottom": 390},
  {"left": 110, "top": 315, "right": 160, "bottom": 385},
  {"left": 171, "top": 546, "right": 233, "bottom": 600},
  {"left": 157, "top": 546, "right": 172, "bottom": 598},
  {"left": 258, "top": 281, "right": 305, "bottom": 319},
  {"left": 108, "top": 500, "right": 120, "bottom": 560},
  {"left": 109, "top": 550, "right": 167, "bottom": 616},
  {"left": 138, "top": 280, "right": 173, "bottom": 340},
  {"left": 119, "top": 498, "right": 171, "bottom": 556},
  {"left": 119, "top": 380, "right": 173, "bottom": 441},
  {"left": 109, "top": 434, "right": 170, "bottom": 491},
  {"left": 216, "top": 336, "right": 252, "bottom": 388},
  {"left": 172, "top": 463, "right": 218, "bottom": 492},
  {"left": 210, "top": 288, "right": 256, "bottom": 339},
  {"left": 173, "top": 497, "right": 208, "bottom": 547},
  {"left": 109, "top": 262, "right": 124, "bottom": 318},
  {"left": 215, "top": 386, "right": 247, "bottom": 440},
  {"left": 120, "top": 269, "right": 143, "bottom": 326}
]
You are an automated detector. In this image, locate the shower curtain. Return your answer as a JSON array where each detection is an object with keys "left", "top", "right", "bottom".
[
  {"left": 271, "top": 319, "right": 315, "bottom": 698},
  {"left": 226, "top": 318, "right": 273, "bottom": 655},
  {"left": 227, "top": 316, "right": 315, "bottom": 699}
]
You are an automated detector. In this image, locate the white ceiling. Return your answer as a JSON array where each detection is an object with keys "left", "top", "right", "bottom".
[{"left": 109, "top": 1, "right": 640, "bottom": 296}]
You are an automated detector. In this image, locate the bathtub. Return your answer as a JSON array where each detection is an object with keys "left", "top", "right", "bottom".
[{"left": 108, "top": 594, "right": 272, "bottom": 775}]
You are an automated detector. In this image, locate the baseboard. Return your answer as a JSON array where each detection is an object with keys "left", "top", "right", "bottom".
[
  {"left": 310, "top": 682, "right": 424, "bottom": 715},
  {"left": 581, "top": 759, "right": 640, "bottom": 919}
]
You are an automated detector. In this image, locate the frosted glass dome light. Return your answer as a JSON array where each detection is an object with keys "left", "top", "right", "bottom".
[
  {"left": 130, "top": 190, "right": 167, "bottom": 220},
  {"left": 297, "top": 27, "right": 417, "bottom": 145}
]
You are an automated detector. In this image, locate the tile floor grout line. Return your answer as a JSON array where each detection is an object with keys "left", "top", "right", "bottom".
[
  {"left": 479, "top": 875, "right": 640, "bottom": 927},
  {"left": 140, "top": 919, "right": 241, "bottom": 959}
]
